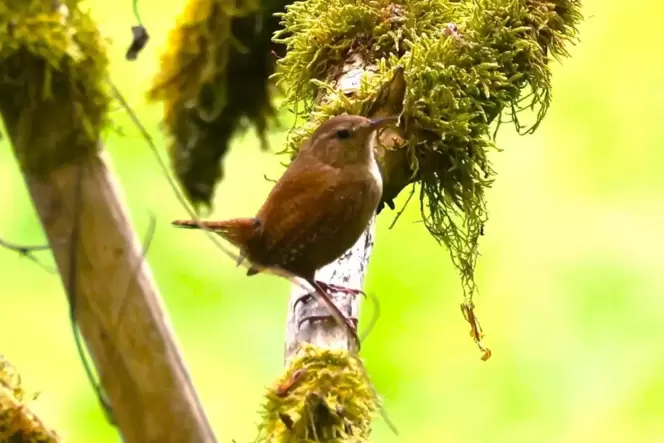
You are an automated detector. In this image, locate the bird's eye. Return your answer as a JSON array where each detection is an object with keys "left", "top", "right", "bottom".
[{"left": 335, "top": 129, "right": 352, "bottom": 139}]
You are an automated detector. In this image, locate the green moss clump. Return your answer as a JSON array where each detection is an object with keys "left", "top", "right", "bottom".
[
  {"left": 147, "top": 0, "right": 290, "bottom": 211},
  {"left": 0, "top": 354, "right": 24, "bottom": 402},
  {"left": 0, "top": 0, "right": 111, "bottom": 174},
  {"left": 273, "top": 0, "right": 582, "bottom": 315},
  {"left": 0, "top": 355, "right": 59, "bottom": 442},
  {"left": 257, "top": 345, "right": 378, "bottom": 443}
]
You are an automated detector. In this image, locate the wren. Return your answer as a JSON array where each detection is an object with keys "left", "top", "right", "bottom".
[{"left": 172, "top": 114, "right": 398, "bottom": 345}]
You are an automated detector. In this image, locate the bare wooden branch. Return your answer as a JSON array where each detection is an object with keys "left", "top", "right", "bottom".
[
  {"left": 0, "top": 1, "right": 217, "bottom": 440},
  {"left": 8, "top": 149, "right": 216, "bottom": 443},
  {"left": 285, "top": 218, "right": 375, "bottom": 361}
]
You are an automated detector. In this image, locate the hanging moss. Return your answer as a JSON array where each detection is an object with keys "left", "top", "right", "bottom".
[
  {"left": 256, "top": 345, "right": 378, "bottom": 443},
  {"left": 0, "top": 0, "right": 111, "bottom": 174},
  {"left": 147, "top": 0, "right": 290, "bottom": 211},
  {"left": 273, "top": 0, "right": 582, "bottom": 317}
]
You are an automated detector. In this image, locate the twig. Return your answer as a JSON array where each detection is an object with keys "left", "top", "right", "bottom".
[
  {"left": 63, "top": 160, "right": 115, "bottom": 426},
  {"left": 0, "top": 238, "right": 50, "bottom": 253},
  {"left": 0, "top": 236, "right": 55, "bottom": 273},
  {"left": 388, "top": 183, "right": 415, "bottom": 229}
]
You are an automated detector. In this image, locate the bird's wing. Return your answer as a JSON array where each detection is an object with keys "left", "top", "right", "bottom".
[{"left": 256, "top": 162, "right": 370, "bottom": 273}]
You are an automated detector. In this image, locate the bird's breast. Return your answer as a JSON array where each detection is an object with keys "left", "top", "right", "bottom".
[{"left": 368, "top": 155, "right": 383, "bottom": 191}]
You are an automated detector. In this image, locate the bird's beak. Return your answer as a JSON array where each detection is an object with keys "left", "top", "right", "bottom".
[{"left": 368, "top": 115, "right": 399, "bottom": 130}]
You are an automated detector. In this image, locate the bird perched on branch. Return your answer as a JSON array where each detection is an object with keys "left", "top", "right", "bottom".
[{"left": 173, "top": 114, "right": 398, "bottom": 346}]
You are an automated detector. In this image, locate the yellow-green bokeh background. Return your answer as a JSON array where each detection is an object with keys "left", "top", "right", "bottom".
[{"left": 1, "top": 0, "right": 664, "bottom": 441}]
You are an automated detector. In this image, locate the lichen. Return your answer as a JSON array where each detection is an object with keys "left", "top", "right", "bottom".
[
  {"left": 273, "top": 0, "right": 582, "bottom": 320},
  {"left": 0, "top": 0, "right": 111, "bottom": 174},
  {"left": 147, "top": 0, "right": 290, "bottom": 211},
  {"left": 256, "top": 344, "right": 378, "bottom": 443}
]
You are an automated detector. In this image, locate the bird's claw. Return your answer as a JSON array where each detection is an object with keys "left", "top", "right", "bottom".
[
  {"left": 292, "top": 281, "right": 364, "bottom": 313},
  {"left": 292, "top": 280, "right": 363, "bottom": 350},
  {"left": 297, "top": 315, "right": 358, "bottom": 330},
  {"left": 316, "top": 281, "right": 366, "bottom": 298}
]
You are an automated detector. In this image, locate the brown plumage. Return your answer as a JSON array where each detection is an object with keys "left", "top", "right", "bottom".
[{"left": 173, "top": 114, "right": 398, "bottom": 344}]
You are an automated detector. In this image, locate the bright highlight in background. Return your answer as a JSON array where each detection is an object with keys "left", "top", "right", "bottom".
[{"left": 1, "top": 0, "right": 663, "bottom": 442}]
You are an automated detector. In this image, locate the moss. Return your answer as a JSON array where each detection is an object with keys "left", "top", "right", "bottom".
[
  {"left": 0, "top": 0, "right": 111, "bottom": 174},
  {"left": 0, "top": 355, "right": 59, "bottom": 442},
  {"left": 147, "top": 0, "right": 290, "bottom": 211},
  {"left": 273, "top": 0, "right": 582, "bottom": 321},
  {"left": 0, "top": 355, "right": 25, "bottom": 402},
  {"left": 256, "top": 345, "right": 378, "bottom": 443}
]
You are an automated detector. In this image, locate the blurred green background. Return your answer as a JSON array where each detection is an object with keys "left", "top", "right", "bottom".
[{"left": 1, "top": 0, "right": 664, "bottom": 442}]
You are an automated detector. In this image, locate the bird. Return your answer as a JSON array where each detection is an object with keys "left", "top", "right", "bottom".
[{"left": 172, "top": 114, "right": 398, "bottom": 346}]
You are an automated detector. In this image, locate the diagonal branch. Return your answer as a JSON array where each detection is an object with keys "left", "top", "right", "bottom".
[
  {"left": 0, "top": 2, "right": 216, "bottom": 442},
  {"left": 285, "top": 218, "right": 377, "bottom": 358},
  {"left": 254, "top": 53, "right": 405, "bottom": 443}
]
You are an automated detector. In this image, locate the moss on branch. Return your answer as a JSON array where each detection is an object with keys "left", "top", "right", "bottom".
[
  {"left": 0, "top": 0, "right": 110, "bottom": 174},
  {"left": 0, "top": 355, "right": 60, "bottom": 442},
  {"left": 273, "top": 0, "right": 582, "bottom": 311},
  {"left": 257, "top": 345, "right": 378, "bottom": 443},
  {"left": 147, "top": 0, "right": 290, "bottom": 210}
]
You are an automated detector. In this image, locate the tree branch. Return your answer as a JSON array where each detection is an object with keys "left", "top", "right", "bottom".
[
  {"left": 5, "top": 142, "right": 217, "bottom": 443},
  {"left": 285, "top": 52, "right": 405, "bottom": 359},
  {"left": 0, "top": 236, "right": 55, "bottom": 273},
  {"left": 254, "top": 52, "right": 405, "bottom": 443},
  {"left": 0, "top": 2, "right": 216, "bottom": 442},
  {"left": 285, "top": 219, "right": 376, "bottom": 360}
]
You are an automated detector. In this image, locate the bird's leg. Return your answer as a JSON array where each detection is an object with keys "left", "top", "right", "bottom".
[
  {"left": 294, "top": 278, "right": 361, "bottom": 350},
  {"left": 293, "top": 281, "right": 365, "bottom": 312},
  {"left": 316, "top": 281, "right": 366, "bottom": 298}
]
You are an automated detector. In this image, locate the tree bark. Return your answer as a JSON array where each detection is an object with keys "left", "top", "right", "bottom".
[
  {"left": 283, "top": 53, "right": 405, "bottom": 360},
  {"left": 285, "top": 218, "right": 376, "bottom": 361},
  {"left": 0, "top": 3, "right": 216, "bottom": 437},
  {"left": 14, "top": 151, "right": 216, "bottom": 443},
  {"left": 276, "top": 53, "right": 404, "bottom": 441},
  {"left": 2, "top": 142, "right": 217, "bottom": 442}
]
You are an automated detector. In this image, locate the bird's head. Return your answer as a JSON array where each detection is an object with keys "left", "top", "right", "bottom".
[{"left": 304, "top": 114, "right": 399, "bottom": 167}]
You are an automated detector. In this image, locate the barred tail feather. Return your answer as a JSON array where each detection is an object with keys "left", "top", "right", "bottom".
[{"left": 172, "top": 217, "right": 258, "bottom": 249}]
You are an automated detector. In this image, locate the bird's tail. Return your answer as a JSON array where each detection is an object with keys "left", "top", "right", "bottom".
[{"left": 171, "top": 217, "right": 258, "bottom": 250}]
